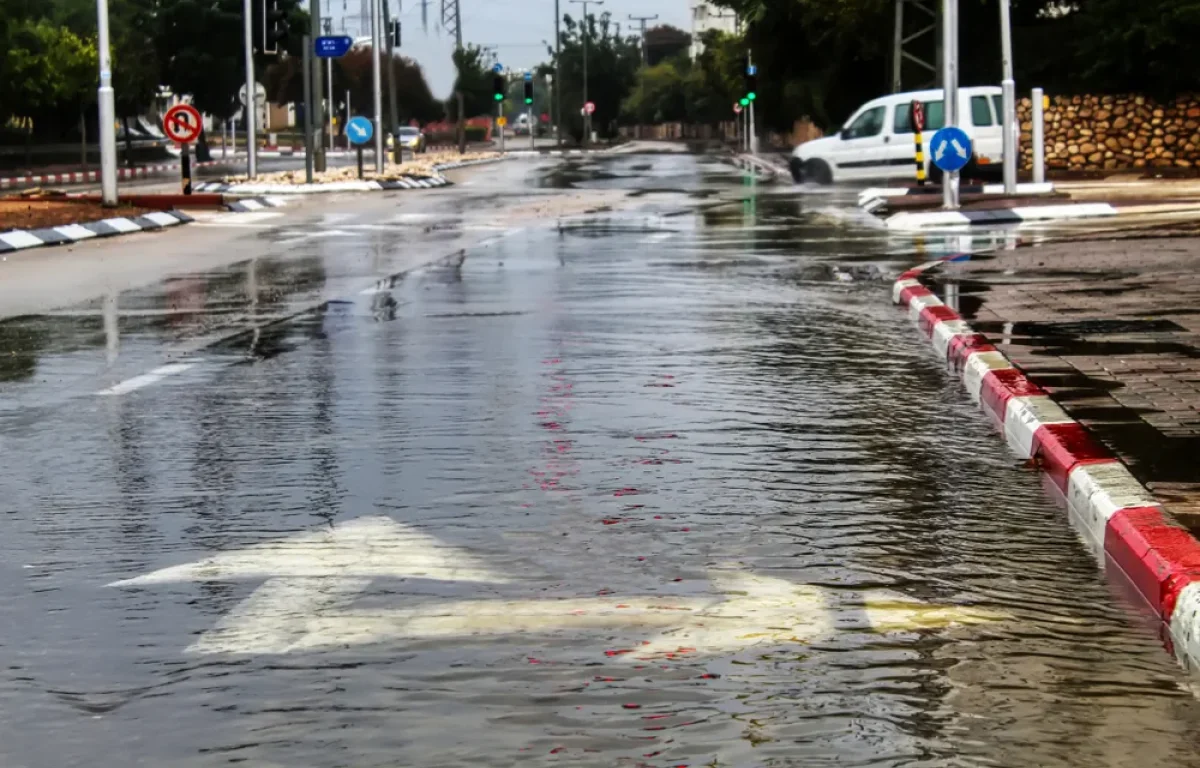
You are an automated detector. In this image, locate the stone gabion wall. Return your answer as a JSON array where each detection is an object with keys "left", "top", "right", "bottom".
[{"left": 1018, "top": 93, "right": 1200, "bottom": 171}]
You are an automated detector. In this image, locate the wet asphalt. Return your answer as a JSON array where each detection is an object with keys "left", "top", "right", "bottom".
[{"left": 3, "top": 153, "right": 1200, "bottom": 767}]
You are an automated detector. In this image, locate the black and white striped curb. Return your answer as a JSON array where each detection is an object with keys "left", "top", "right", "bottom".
[
  {"left": 193, "top": 175, "right": 453, "bottom": 195},
  {"left": 885, "top": 202, "right": 1118, "bottom": 229},
  {"left": 223, "top": 196, "right": 290, "bottom": 212},
  {"left": 0, "top": 211, "right": 192, "bottom": 254}
]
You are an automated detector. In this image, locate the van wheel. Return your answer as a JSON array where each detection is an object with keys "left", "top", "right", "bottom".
[{"left": 803, "top": 159, "right": 833, "bottom": 185}]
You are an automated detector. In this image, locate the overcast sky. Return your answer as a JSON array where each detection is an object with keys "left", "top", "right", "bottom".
[{"left": 332, "top": 0, "right": 691, "bottom": 71}]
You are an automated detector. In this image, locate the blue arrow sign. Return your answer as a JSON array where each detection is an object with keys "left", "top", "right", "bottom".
[
  {"left": 493, "top": 63, "right": 504, "bottom": 73},
  {"left": 747, "top": 64, "right": 757, "bottom": 75},
  {"left": 346, "top": 116, "right": 374, "bottom": 146},
  {"left": 315, "top": 35, "right": 354, "bottom": 58},
  {"left": 524, "top": 72, "right": 533, "bottom": 81},
  {"left": 929, "top": 125, "right": 973, "bottom": 173}
]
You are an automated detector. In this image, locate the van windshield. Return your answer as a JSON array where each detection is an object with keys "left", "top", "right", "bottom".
[{"left": 892, "top": 100, "right": 945, "bottom": 134}]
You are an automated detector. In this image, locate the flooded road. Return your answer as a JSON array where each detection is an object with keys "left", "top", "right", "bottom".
[{"left": 3, "top": 153, "right": 1200, "bottom": 767}]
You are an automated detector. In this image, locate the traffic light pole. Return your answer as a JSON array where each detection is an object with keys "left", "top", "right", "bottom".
[
  {"left": 499, "top": 100, "right": 505, "bottom": 153},
  {"left": 747, "top": 54, "right": 758, "bottom": 155},
  {"left": 96, "top": 0, "right": 118, "bottom": 206},
  {"left": 371, "top": 0, "right": 384, "bottom": 172},
  {"left": 383, "top": 0, "right": 401, "bottom": 163},
  {"left": 243, "top": 0, "right": 257, "bottom": 179}
]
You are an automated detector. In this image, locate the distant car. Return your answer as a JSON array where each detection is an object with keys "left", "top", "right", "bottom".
[
  {"left": 790, "top": 85, "right": 1006, "bottom": 184},
  {"left": 390, "top": 126, "right": 426, "bottom": 153}
]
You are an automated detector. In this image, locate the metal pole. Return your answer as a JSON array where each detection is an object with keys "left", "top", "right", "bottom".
[
  {"left": 1032, "top": 87, "right": 1045, "bottom": 183},
  {"left": 941, "top": 0, "right": 959, "bottom": 209},
  {"left": 530, "top": 105, "right": 535, "bottom": 149},
  {"left": 499, "top": 100, "right": 505, "bottom": 152},
  {"left": 629, "top": 15, "right": 657, "bottom": 66},
  {"left": 96, "top": 0, "right": 118, "bottom": 205},
  {"left": 371, "top": 0, "right": 384, "bottom": 172},
  {"left": 999, "top": 0, "right": 1017, "bottom": 193},
  {"left": 570, "top": 0, "right": 601, "bottom": 147},
  {"left": 383, "top": 0, "right": 400, "bottom": 163},
  {"left": 554, "top": 0, "right": 562, "bottom": 147},
  {"left": 324, "top": 17, "right": 335, "bottom": 151},
  {"left": 303, "top": 35, "right": 315, "bottom": 183},
  {"left": 892, "top": 0, "right": 903, "bottom": 93},
  {"left": 310, "top": 0, "right": 326, "bottom": 171},
  {"left": 243, "top": 0, "right": 257, "bottom": 178}
]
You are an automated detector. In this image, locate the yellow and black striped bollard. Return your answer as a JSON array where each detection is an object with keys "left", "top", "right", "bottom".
[{"left": 914, "top": 131, "right": 926, "bottom": 186}]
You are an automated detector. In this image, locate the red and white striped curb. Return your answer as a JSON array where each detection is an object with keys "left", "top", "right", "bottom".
[
  {"left": 895, "top": 256, "right": 1200, "bottom": 670},
  {"left": 0, "top": 161, "right": 229, "bottom": 189}
]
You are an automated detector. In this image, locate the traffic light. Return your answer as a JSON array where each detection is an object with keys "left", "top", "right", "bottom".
[
  {"left": 739, "top": 97, "right": 749, "bottom": 107},
  {"left": 263, "top": 0, "right": 288, "bottom": 54},
  {"left": 523, "top": 79, "right": 534, "bottom": 105},
  {"left": 744, "top": 67, "right": 757, "bottom": 101},
  {"left": 389, "top": 19, "right": 401, "bottom": 48},
  {"left": 493, "top": 75, "right": 505, "bottom": 102}
]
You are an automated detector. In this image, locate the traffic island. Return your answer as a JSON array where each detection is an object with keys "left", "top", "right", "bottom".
[
  {"left": 894, "top": 247, "right": 1200, "bottom": 672},
  {"left": 193, "top": 150, "right": 505, "bottom": 195},
  {"left": 0, "top": 193, "right": 190, "bottom": 254}
]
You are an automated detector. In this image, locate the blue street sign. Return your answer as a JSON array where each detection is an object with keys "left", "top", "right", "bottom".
[
  {"left": 493, "top": 62, "right": 504, "bottom": 73},
  {"left": 747, "top": 64, "right": 757, "bottom": 75},
  {"left": 524, "top": 72, "right": 533, "bottom": 81},
  {"left": 929, "top": 125, "right": 973, "bottom": 173},
  {"left": 315, "top": 35, "right": 354, "bottom": 58},
  {"left": 346, "top": 116, "right": 374, "bottom": 146}
]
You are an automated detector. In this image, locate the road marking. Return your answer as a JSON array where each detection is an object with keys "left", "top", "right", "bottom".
[
  {"left": 192, "top": 211, "right": 286, "bottom": 227},
  {"left": 638, "top": 232, "right": 675, "bottom": 244},
  {"left": 275, "top": 229, "right": 354, "bottom": 245},
  {"left": 95, "top": 361, "right": 195, "bottom": 396},
  {"left": 110, "top": 518, "right": 1007, "bottom": 656}
]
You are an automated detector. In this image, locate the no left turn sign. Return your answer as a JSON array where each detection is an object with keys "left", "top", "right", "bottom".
[{"left": 163, "top": 104, "right": 203, "bottom": 144}]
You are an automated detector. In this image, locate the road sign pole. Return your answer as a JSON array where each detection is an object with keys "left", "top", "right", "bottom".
[
  {"left": 1032, "top": 87, "right": 1046, "bottom": 183},
  {"left": 303, "top": 35, "right": 315, "bottom": 183},
  {"left": 554, "top": 0, "right": 562, "bottom": 147},
  {"left": 243, "top": 0, "right": 257, "bottom": 179},
  {"left": 181, "top": 144, "right": 193, "bottom": 195},
  {"left": 941, "top": 0, "right": 959, "bottom": 209},
  {"left": 310, "top": 0, "right": 326, "bottom": 172},
  {"left": 371, "top": 0, "right": 384, "bottom": 172},
  {"left": 96, "top": 0, "right": 118, "bottom": 206},
  {"left": 327, "top": 51, "right": 335, "bottom": 151},
  {"left": 357, "top": 146, "right": 364, "bottom": 178},
  {"left": 999, "top": 0, "right": 1017, "bottom": 194},
  {"left": 382, "top": 0, "right": 401, "bottom": 164}
]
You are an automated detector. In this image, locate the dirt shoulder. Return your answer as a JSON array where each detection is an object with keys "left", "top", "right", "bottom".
[
  {"left": 1, "top": 196, "right": 155, "bottom": 233},
  {"left": 923, "top": 235, "right": 1200, "bottom": 536}
]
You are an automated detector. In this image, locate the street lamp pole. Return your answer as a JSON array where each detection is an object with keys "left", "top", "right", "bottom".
[
  {"left": 941, "top": 0, "right": 959, "bottom": 209},
  {"left": 371, "top": 0, "right": 384, "bottom": 171},
  {"left": 96, "top": 0, "right": 118, "bottom": 205},
  {"left": 999, "top": 0, "right": 1018, "bottom": 193},
  {"left": 243, "top": 0, "right": 257, "bottom": 179},
  {"left": 554, "top": 0, "right": 562, "bottom": 147},
  {"left": 569, "top": 0, "right": 603, "bottom": 148}
]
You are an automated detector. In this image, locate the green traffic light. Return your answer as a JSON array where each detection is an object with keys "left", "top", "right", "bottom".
[
  {"left": 747, "top": 92, "right": 757, "bottom": 101},
  {"left": 524, "top": 98, "right": 533, "bottom": 104},
  {"left": 494, "top": 93, "right": 503, "bottom": 101},
  {"left": 739, "top": 97, "right": 749, "bottom": 106}
]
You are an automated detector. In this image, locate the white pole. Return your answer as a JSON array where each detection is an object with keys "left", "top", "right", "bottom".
[
  {"left": 371, "top": 0, "right": 384, "bottom": 171},
  {"left": 941, "top": 0, "right": 959, "bottom": 209},
  {"left": 96, "top": 0, "right": 118, "bottom": 205},
  {"left": 328, "top": 57, "right": 335, "bottom": 151},
  {"left": 999, "top": 0, "right": 1017, "bottom": 193},
  {"left": 1032, "top": 87, "right": 1045, "bottom": 183},
  {"left": 243, "top": 0, "right": 257, "bottom": 178}
]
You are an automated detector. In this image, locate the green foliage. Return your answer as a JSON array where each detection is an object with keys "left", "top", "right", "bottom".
[
  {"left": 551, "top": 12, "right": 641, "bottom": 140},
  {"left": 450, "top": 45, "right": 497, "bottom": 119},
  {"left": 0, "top": 19, "right": 96, "bottom": 119}
]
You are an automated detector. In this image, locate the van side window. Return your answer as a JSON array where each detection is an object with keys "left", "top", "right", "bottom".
[
  {"left": 971, "top": 96, "right": 994, "bottom": 126},
  {"left": 843, "top": 106, "right": 885, "bottom": 139},
  {"left": 893, "top": 101, "right": 945, "bottom": 134},
  {"left": 992, "top": 95, "right": 1004, "bottom": 123}
]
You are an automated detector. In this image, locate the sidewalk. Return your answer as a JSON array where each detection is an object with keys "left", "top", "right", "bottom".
[{"left": 923, "top": 237, "right": 1200, "bottom": 536}]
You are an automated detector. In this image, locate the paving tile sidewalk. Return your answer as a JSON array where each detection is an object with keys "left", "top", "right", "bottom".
[{"left": 925, "top": 236, "right": 1200, "bottom": 536}]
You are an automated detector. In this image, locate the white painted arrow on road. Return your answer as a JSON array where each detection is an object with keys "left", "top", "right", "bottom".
[{"left": 110, "top": 517, "right": 1007, "bottom": 656}]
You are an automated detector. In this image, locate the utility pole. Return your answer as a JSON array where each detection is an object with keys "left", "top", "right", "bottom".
[
  {"left": 999, "top": 0, "right": 1017, "bottom": 193},
  {"left": 554, "top": 0, "right": 562, "bottom": 146},
  {"left": 243, "top": 0, "right": 257, "bottom": 178},
  {"left": 441, "top": 0, "right": 464, "bottom": 152},
  {"left": 891, "top": 0, "right": 938, "bottom": 92},
  {"left": 310, "top": 0, "right": 326, "bottom": 171},
  {"left": 382, "top": 0, "right": 400, "bottom": 162},
  {"left": 96, "top": 0, "right": 118, "bottom": 205},
  {"left": 628, "top": 14, "right": 657, "bottom": 66},
  {"left": 941, "top": 0, "right": 959, "bottom": 209},
  {"left": 371, "top": 0, "right": 384, "bottom": 171},
  {"left": 570, "top": 0, "right": 603, "bottom": 148},
  {"left": 323, "top": 17, "right": 335, "bottom": 151}
]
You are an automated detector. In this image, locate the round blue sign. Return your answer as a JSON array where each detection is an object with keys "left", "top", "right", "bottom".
[
  {"left": 492, "top": 63, "right": 504, "bottom": 73},
  {"left": 346, "top": 116, "right": 374, "bottom": 146},
  {"left": 929, "top": 126, "right": 973, "bottom": 173}
]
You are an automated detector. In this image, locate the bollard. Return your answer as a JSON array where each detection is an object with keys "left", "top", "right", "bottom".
[
  {"left": 1032, "top": 87, "right": 1046, "bottom": 184},
  {"left": 181, "top": 143, "right": 193, "bottom": 195},
  {"left": 914, "top": 130, "right": 926, "bottom": 186},
  {"left": 357, "top": 146, "right": 364, "bottom": 179}
]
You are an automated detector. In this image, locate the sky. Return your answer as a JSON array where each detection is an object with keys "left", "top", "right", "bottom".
[{"left": 331, "top": 0, "right": 692, "bottom": 71}]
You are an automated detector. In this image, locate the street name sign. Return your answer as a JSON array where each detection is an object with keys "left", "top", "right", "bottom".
[{"left": 315, "top": 35, "right": 354, "bottom": 58}]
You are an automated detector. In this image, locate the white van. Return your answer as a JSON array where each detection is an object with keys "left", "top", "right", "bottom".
[{"left": 789, "top": 86, "right": 1006, "bottom": 184}]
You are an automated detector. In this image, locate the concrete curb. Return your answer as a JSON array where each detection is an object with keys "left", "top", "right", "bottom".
[
  {"left": 894, "top": 255, "right": 1200, "bottom": 671},
  {"left": 0, "top": 161, "right": 232, "bottom": 190},
  {"left": 886, "top": 202, "right": 1118, "bottom": 229},
  {"left": 223, "top": 196, "right": 289, "bottom": 212},
  {"left": 859, "top": 182, "right": 1056, "bottom": 209},
  {"left": 0, "top": 210, "right": 192, "bottom": 254},
  {"left": 192, "top": 175, "right": 452, "bottom": 195}
]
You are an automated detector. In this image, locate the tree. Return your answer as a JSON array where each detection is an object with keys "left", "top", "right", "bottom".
[
  {"left": 643, "top": 25, "right": 691, "bottom": 67},
  {"left": 448, "top": 45, "right": 495, "bottom": 120},
  {"left": 0, "top": 19, "right": 96, "bottom": 126},
  {"left": 549, "top": 12, "right": 641, "bottom": 141}
]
